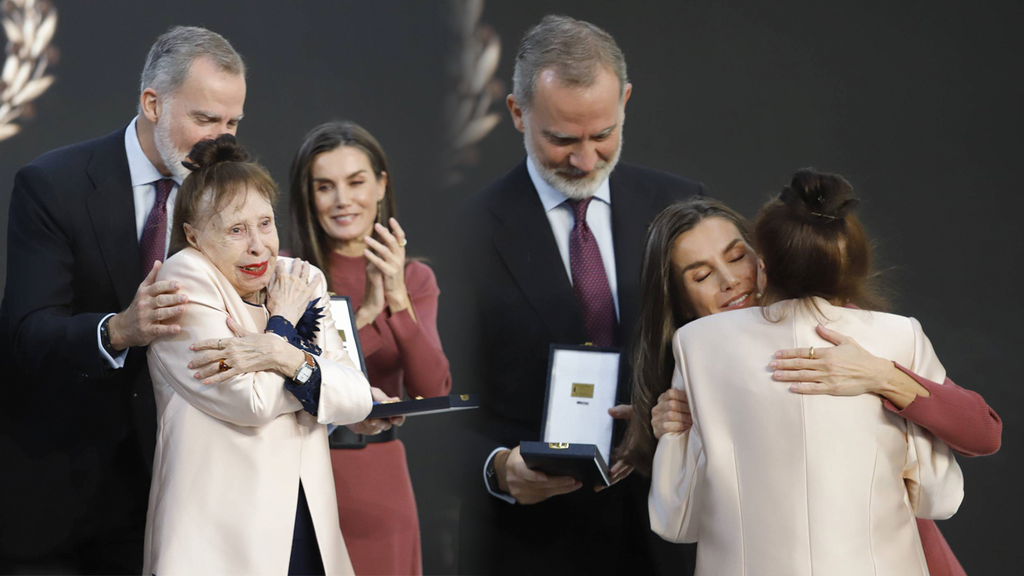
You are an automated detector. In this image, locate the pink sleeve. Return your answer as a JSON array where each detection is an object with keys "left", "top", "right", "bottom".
[
  {"left": 357, "top": 315, "right": 387, "bottom": 359},
  {"left": 884, "top": 363, "right": 1002, "bottom": 457},
  {"left": 385, "top": 263, "right": 452, "bottom": 398}
]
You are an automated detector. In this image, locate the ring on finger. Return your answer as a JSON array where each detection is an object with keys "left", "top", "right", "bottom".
[
  {"left": 219, "top": 359, "right": 231, "bottom": 372},
  {"left": 218, "top": 338, "right": 223, "bottom": 350},
  {"left": 398, "top": 238, "right": 408, "bottom": 247},
  {"left": 809, "top": 346, "right": 815, "bottom": 359}
]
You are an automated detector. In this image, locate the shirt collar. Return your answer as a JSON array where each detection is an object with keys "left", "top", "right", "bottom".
[
  {"left": 526, "top": 156, "right": 611, "bottom": 213},
  {"left": 124, "top": 116, "right": 183, "bottom": 187}
]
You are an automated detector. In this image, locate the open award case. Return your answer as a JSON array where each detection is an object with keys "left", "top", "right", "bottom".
[
  {"left": 327, "top": 296, "right": 368, "bottom": 443},
  {"left": 328, "top": 295, "right": 368, "bottom": 378},
  {"left": 520, "top": 344, "right": 621, "bottom": 487}
]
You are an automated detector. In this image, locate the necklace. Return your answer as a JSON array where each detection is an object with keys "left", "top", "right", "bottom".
[{"left": 242, "top": 289, "right": 265, "bottom": 308}]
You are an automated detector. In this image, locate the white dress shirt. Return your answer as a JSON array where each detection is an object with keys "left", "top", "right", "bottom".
[
  {"left": 97, "top": 116, "right": 183, "bottom": 369},
  {"left": 484, "top": 157, "right": 620, "bottom": 503}
]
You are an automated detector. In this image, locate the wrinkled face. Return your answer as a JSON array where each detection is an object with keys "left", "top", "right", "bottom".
[
  {"left": 185, "top": 189, "right": 279, "bottom": 298},
  {"left": 311, "top": 146, "right": 386, "bottom": 247},
  {"left": 513, "top": 67, "right": 630, "bottom": 199},
  {"left": 671, "top": 217, "right": 759, "bottom": 319},
  {"left": 154, "top": 57, "right": 246, "bottom": 180}
]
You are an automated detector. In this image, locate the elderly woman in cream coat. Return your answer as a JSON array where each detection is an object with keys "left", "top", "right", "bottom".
[
  {"left": 648, "top": 170, "right": 964, "bottom": 575},
  {"left": 143, "top": 136, "right": 395, "bottom": 576}
]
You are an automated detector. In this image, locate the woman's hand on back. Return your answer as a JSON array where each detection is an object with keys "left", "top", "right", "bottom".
[
  {"left": 771, "top": 324, "right": 929, "bottom": 407},
  {"left": 652, "top": 388, "right": 693, "bottom": 440}
]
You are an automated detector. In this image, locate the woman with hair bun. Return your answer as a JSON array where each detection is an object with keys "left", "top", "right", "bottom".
[
  {"left": 642, "top": 169, "right": 967, "bottom": 575},
  {"left": 143, "top": 134, "right": 399, "bottom": 575}
]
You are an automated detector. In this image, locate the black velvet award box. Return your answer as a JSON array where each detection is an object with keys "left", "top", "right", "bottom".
[
  {"left": 367, "top": 394, "right": 479, "bottom": 419},
  {"left": 520, "top": 441, "right": 611, "bottom": 487},
  {"left": 521, "top": 344, "right": 622, "bottom": 487}
]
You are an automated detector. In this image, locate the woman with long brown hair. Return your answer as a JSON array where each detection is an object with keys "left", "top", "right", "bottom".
[
  {"left": 290, "top": 121, "right": 451, "bottom": 576},
  {"left": 622, "top": 173, "right": 1000, "bottom": 575}
]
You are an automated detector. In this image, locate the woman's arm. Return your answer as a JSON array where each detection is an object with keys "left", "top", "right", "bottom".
[
  {"left": 386, "top": 263, "right": 452, "bottom": 397},
  {"left": 147, "top": 254, "right": 305, "bottom": 428},
  {"left": 771, "top": 324, "right": 1001, "bottom": 457},
  {"left": 886, "top": 365, "right": 1002, "bottom": 457},
  {"left": 902, "top": 317, "right": 964, "bottom": 519},
  {"left": 649, "top": 338, "right": 705, "bottom": 544}
]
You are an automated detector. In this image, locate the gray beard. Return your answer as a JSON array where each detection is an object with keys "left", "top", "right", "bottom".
[
  {"left": 154, "top": 113, "right": 192, "bottom": 182},
  {"left": 523, "top": 121, "right": 623, "bottom": 200}
]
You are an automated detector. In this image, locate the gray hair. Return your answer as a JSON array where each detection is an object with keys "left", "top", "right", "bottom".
[
  {"left": 512, "top": 15, "right": 628, "bottom": 111},
  {"left": 138, "top": 26, "right": 245, "bottom": 112}
]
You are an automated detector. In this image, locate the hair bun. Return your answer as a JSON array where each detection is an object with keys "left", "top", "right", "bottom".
[
  {"left": 779, "top": 167, "right": 859, "bottom": 223},
  {"left": 181, "top": 133, "right": 250, "bottom": 172}
]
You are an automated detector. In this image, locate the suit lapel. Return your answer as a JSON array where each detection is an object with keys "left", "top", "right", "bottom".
[
  {"left": 489, "top": 162, "right": 588, "bottom": 344},
  {"left": 85, "top": 126, "right": 140, "bottom": 310},
  {"left": 609, "top": 166, "right": 657, "bottom": 340}
]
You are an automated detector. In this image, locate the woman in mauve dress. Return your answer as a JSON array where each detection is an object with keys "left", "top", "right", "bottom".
[{"left": 289, "top": 121, "right": 452, "bottom": 576}]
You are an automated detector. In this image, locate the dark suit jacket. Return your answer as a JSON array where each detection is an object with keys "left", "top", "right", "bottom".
[
  {"left": 0, "top": 126, "right": 155, "bottom": 561},
  {"left": 457, "top": 159, "right": 703, "bottom": 575}
]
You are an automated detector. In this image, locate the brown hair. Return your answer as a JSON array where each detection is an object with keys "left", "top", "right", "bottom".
[
  {"left": 168, "top": 134, "right": 278, "bottom": 256},
  {"left": 754, "top": 168, "right": 888, "bottom": 315},
  {"left": 289, "top": 121, "right": 397, "bottom": 289},
  {"left": 619, "top": 197, "right": 752, "bottom": 476}
]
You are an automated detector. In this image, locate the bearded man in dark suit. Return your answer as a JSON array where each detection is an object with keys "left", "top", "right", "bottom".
[
  {"left": 457, "top": 14, "right": 702, "bottom": 576},
  {"left": 0, "top": 26, "right": 246, "bottom": 574}
]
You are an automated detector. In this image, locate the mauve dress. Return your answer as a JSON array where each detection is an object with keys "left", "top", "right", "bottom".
[
  {"left": 328, "top": 253, "right": 451, "bottom": 576},
  {"left": 886, "top": 366, "right": 1002, "bottom": 576}
]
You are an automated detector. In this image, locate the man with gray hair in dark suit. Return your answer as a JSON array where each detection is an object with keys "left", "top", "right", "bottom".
[
  {"left": 458, "top": 14, "right": 701, "bottom": 575},
  {"left": 0, "top": 26, "right": 245, "bottom": 574}
]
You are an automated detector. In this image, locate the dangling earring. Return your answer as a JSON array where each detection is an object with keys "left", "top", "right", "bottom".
[{"left": 376, "top": 201, "right": 382, "bottom": 224}]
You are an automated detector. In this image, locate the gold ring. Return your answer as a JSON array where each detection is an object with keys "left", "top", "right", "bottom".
[
  {"left": 398, "top": 238, "right": 408, "bottom": 247},
  {"left": 809, "top": 346, "right": 815, "bottom": 360},
  {"left": 219, "top": 359, "right": 231, "bottom": 372}
]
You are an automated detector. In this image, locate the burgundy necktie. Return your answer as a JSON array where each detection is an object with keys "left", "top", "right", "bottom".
[
  {"left": 567, "top": 198, "right": 618, "bottom": 347},
  {"left": 139, "top": 178, "right": 174, "bottom": 279}
]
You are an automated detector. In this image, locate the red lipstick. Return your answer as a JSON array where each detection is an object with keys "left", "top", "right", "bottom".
[{"left": 238, "top": 261, "right": 268, "bottom": 277}]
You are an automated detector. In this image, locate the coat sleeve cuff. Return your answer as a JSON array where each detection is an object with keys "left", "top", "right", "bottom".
[{"left": 484, "top": 447, "right": 516, "bottom": 504}]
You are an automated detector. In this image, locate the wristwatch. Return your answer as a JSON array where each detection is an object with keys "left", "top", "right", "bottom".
[
  {"left": 99, "top": 315, "right": 119, "bottom": 356},
  {"left": 485, "top": 452, "right": 503, "bottom": 494},
  {"left": 292, "top": 351, "right": 316, "bottom": 385}
]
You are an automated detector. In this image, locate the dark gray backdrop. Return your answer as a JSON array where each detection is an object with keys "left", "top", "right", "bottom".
[{"left": 1, "top": 1, "right": 1020, "bottom": 574}]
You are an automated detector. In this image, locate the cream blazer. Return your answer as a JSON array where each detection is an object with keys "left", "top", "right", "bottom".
[
  {"left": 650, "top": 298, "right": 964, "bottom": 576},
  {"left": 142, "top": 248, "right": 373, "bottom": 576}
]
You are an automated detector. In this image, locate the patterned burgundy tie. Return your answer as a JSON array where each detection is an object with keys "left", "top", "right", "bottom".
[
  {"left": 567, "top": 198, "right": 618, "bottom": 347},
  {"left": 139, "top": 178, "right": 174, "bottom": 279}
]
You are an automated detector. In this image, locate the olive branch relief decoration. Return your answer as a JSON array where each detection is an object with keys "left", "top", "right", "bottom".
[
  {"left": 444, "top": 0, "right": 502, "bottom": 187},
  {"left": 0, "top": 0, "right": 57, "bottom": 142}
]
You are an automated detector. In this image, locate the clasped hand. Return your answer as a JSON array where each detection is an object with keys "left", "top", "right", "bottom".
[
  {"left": 266, "top": 259, "right": 319, "bottom": 325},
  {"left": 500, "top": 404, "right": 635, "bottom": 504},
  {"left": 356, "top": 218, "right": 414, "bottom": 327},
  {"left": 345, "top": 387, "right": 406, "bottom": 435},
  {"left": 189, "top": 317, "right": 300, "bottom": 385}
]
